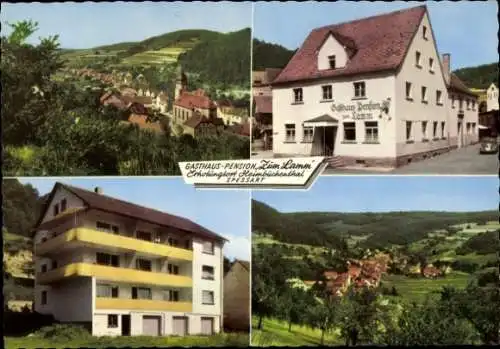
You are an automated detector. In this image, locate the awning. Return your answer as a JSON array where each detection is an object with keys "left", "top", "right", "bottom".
[
  {"left": 478, "top": 124, "right": 489, "bottom": 130},
  {"left": 303, "top": 114, "right": 339, "bottom": 127}
]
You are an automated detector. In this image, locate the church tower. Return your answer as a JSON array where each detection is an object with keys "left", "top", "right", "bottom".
[{"left": 174, "top": 65, "right": 188, "bottom": 100}]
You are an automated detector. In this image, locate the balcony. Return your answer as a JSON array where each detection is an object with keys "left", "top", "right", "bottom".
[
  {"left": 35, "top": 227, "right": 193, "bottom": 261},
  {"left": 36, "top": 263, "right": 192, "bottom": 288},
  {"left": 95, "top": 298, "right": 192, "bottom": 312}
]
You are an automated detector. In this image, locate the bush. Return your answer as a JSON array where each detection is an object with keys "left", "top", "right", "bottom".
[
  {"left": 34, "top": 324, "right": 91, "bottom": 342},
  {"left": 3, "top": 310, "right": 55, "bottom": 336}
]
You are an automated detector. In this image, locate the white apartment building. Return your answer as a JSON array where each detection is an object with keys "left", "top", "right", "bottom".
[
  {"left": 33, "top": 183, "right": 226, "bottom": 337},
  {"left": 271, "top": 5, "right": 479, "bottom": 167}
]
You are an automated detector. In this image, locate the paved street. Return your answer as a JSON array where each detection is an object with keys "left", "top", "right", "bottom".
[{"left": 324, "top": 144, "right": 498, "bottom": 175}]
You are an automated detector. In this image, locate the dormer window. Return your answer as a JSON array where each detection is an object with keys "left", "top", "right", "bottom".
[
  {"left": 328, "top": 55, "right": 336, "bottom": 69},
  {"left": 422, "top": 26, "right": 428, "bottom": 40}
]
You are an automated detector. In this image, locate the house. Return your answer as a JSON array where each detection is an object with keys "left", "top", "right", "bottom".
[
  {"left": 422, "top": 265, "right": 441, "bottom": 278},
  {"left": 252, "top": 68, "right": 282, "bottom": 97},
  {"left": 486, "top": 83, "right": 499, "bottom": 112},
  {"left": 216, "top": 99, "right": 249, "bottom": 126},
  {"left": 32, "top": 183, "right": 226, "bottom": 337},
  {"left": 271, "top": 5, "right": 479, "bottom": 167},
  {"left": 228, "top": 121, "right": 251, "bottom": 138},
  {"left": 183, "top": 111, "right": 225, "bottom": 138},
  {"left": 223, "top": 260, "right": 250, "bottom": 332},
  {"left": 173, "top": 66, "right": 217, "bottom": 124}
]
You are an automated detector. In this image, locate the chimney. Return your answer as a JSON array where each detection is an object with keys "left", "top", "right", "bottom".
[
  {"left": 94, "top": 187, "right": 103, "bottom": 194},
  {"left": 442, "top": 53, "right": 451, "bottom": 84}
]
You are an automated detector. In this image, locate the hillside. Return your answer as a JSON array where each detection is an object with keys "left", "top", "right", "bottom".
[
  {"left": 252, "top": 38, "right": 295, "bottom": 71},
  {"left": 61, "top": 29, "right": 251, "bottom": 87},
  {"left": 453, "top": 62, "right": 498, "bottom": 89},
  {"left": 252, "top": 199, "right": 498, "bottom": 250}
]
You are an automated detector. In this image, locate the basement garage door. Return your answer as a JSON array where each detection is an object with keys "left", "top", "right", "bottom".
[
  {"left": 201, "top": 317, "right": 214, "bottom": 335},
  {"left": 172, "top": 316, "right": 188, "bottom": 336},
  {"left": 142, "top": 315, "right": 161, "bottom": 336}
]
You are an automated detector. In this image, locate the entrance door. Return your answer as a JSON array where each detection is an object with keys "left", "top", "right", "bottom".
[
  {"left": 121, "top": 315, "right": 131, "bottom": 336},
  {"left": 173, "top": 316, "right": 188, "bottom": 336},
  {"left": 201, "top": 317, "right": 214, "bottom": 335},
  {"left": 323, "top": 126, "right": 336, "bottom": 156},
  {"left": 142, "top": 315, "right": 161, "bottom": 336},
  {"left": 457, "top": 122, "right": 463, "bottom": 147}
]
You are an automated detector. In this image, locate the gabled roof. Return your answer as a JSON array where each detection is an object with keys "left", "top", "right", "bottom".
[
  {"left": 272, "top": 5, "right": 427, "bottom": 85},
  {"left": 234, "top": 259, "right": 250, "bottom": 272},
  {"left": 175, "top": 90, "right": 216, "bottom": 110},
  {"left": 304, "top": 114, "right": 338, "bottom": 123},
  {"left": 448, "top": 73, "right": 479, "bottom": 98},
  {"left": 34, "top": 182, "right": 227, "bottom": 243}
]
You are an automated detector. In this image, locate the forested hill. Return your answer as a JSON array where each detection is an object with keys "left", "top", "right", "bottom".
[
  {"left": 251, "top": 199, "right": 498, "bottom": 249},
  {"left": 252, "top": 38, "right": 296, "bottom": 70},
  {"left": 453, "top": 62, "right": 498, "bottom": 89},
  {"left": 178, "top": 28, "right": 251, "bottom": 87}
]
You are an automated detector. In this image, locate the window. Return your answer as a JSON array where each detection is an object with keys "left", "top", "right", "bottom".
[
  {"left": 429, "top": 58, "right": 434, "bottom": 72},
  {"left": 328, "top": 55, "right": 336, "bottom": 69},
  {"left": 202, "top": 266, "right": 215, "bottom": 280},
  {"left": 459, "top": 98, "right": 464, "bottom": 110},
  {"left": 168, "top": 264, "right": 179, "bottom": 275},
  {"left": 364, "top": 121, "right": 379, "bottom": 143},
  {"left": 96, "top": 252, "right": 119, "bottom": 267},
  {"left": 303, "top": 127, "right": 314, "bottom": 143},
  {"left": 436, "top": 90, "right": 443, "bottom": 105},
  {"left": 136, "top": 258, "right": 152, "bottom": 272},
  {"left": 415, "top": 51, "right": 422, "bottom": 67},
  {"left": 136, "top": 230, "right": 152, "bottom": 241},
  {"left": 421, "top": 86, "right": 427, "bottom": 102},
  {"left": 96, "top": 221, "right": 119, "bottom": 234},
  {"left": 343, "top": 122, "right": 356, "bottom": 142},
  {"left": 168, "top": 237, "right": 179, "bottom": 247},
  {"left": 433, "top": 121, "right": 438, "bottom": 139},
  {"left": 53, "top": 204, "right": 59, "bottom": 217},
  {"left": 97, "top": 284, "right": 119, "bottom": 298},
  {"left": 202, "top": 290, "right": 215, "bottom": 305},
  {"left": 353, "top": 82, "right": 366, "bottom": 98},
  {"left": 423, "top": 26, "right": 428, "bottom": 40},
  {"left": 472, "top": 101, "right": 476, "bottom": 110},
  {"left": 184, "top": 239, "right": 191, "bottom": 250},
  {"left": 405, "top": 82, "right": 413, "bottom": 100},
  {"left": 451, "top": 95, "right": 456, "bottom": 109},
  {"left": 406, "top": 121, "right": 413, "bottom": 141},
  {"left": 285, "top": 124, "right": 296, "bottom": 142},
  {"left": 466, "top": 122, "right": 471, "bottom": 134},
  {"left": 202, "top": 241, "right": 215, "bottom": 254},
  {"left": 60, "top": 199, "right": 67, "bottom": 213},
  {"left": 441, "top": 121, "right": 446, "bottom": 138},
  {"left": 163, "top": 290, "right": 179, "bottom": 302},
  {"left": 41, "top": 264, "right": 47, "bottom": 273},
  {"left": 107, "top": 314, "right": 118, "bottom": 328},
  {"left": 472, "top": 122, "right": 476, "bottom": 134},
  {"left": 132, "top": 287, "right": 152, "bottom": 300},
  {"left": 466, "top": 100, "right": 470, "bottom": 110},
  {"left": 422, "top": 121, "right": 428, "bottom": 140},
  {"left": 322, "top": 85, "right": 333, "bottom": 100},
  {"left": 52, "top": 260, "right": 58, "bottom": 270},
  {"left": 293, "top": 88, "right": 303, "bottom": 103},
  {"left": 41, "top": 291, "right": 47, "bottom": 305}
]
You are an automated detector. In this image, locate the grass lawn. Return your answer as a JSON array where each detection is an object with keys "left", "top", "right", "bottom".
[
  {"left": 251, "top": 317, "right": 342, "bottom": 346},
  {"left": 382, "top": 272, "right": 470, "bottom": 302},
  {"left": 4, "top": 333, "right": 249, "bottom": 349}
]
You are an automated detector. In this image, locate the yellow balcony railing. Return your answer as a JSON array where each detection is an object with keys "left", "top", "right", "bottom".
[
  {"left": 36, "top": 263, "right": 192, "bottom": 288},
  {"left": 95, "top": 298, "right": 192, "bottom": 312},
  {"left": 35, "top": 227, "right": 193, "bottom": 261}
]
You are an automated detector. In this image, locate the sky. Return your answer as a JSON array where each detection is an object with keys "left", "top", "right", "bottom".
[
  {"left": 18, "top": 177, "right": 251, "bottom": 261},
  {"left": 252, "top": 176, "right": 499, "bottom": 213},
  {"left": 254, "top": 0, "right": 499, "bottom": 70},
  {"left": 1, "top": 2, "right": 252, "bottom": 49}
]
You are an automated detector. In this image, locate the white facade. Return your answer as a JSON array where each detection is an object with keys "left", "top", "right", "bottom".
[
  {"left": 34, "top": 185, "right": 225, "bottom": 337},
  {"left": 272, "top": 11, "right": 478, "bottom": 166},
  {"left": 487, "top": 83, "right": 499, "bottom": 112}
]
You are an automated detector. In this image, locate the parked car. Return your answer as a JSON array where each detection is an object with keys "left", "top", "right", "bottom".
[{"left": 479, "top": 137, "right": 499, "bottom": 154}]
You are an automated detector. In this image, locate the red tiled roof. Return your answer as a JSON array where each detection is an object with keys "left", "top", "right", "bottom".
[
  {"left": 272, "top": 5, "right": 427, "bottom": 85},
  {"left": 175, "top": 91, "right": 216, "bottom": 110},
  {"left": 133, "top": 96, "right": 153, "bottom": 105},
  {"left": 35, "top": 183, "right": 227, "bottom": 242},
  {"left": 448, "top": 73, "right": 478, "bottom": 97},
  {"left": 127, "top": 114, "right": 163, "bottom": 133},
  {"left": 229, "top": 121, "right": 250, "bottom": 137},
  {"left": 184, "top": 112, "right": 207, "bottom": 128},
  {"left": 254, "top": 95, "right": 272, "bottom": 114}
]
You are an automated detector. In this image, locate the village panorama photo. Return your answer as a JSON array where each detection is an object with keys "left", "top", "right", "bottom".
[
  {"left": 251, "top": 1, "right": 499, "bottom": 175},
  {"left": 1, "top": 1, "right": 252, "bottom": 176}
]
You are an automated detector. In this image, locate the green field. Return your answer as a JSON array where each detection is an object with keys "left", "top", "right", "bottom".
[
  {"left": 251, "top": 317, "right": 341, "bottom": 346},
  {"left": 122, "top": 47, "right": 189, "bottom": 65},
  {"left": 4, "top": 333, "right": 249, "bottom": 349},
  {"left": 381, "top": 272, "right": 471, "bottom": 302}
]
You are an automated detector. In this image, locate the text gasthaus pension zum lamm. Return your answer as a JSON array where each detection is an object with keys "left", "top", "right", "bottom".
[{"left": 184, "top": 159, "right": 315, "bottom": 183}]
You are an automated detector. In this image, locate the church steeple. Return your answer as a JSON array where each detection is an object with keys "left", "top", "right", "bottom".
[{"left": 175, "top": 65, "right": 187, "bottom": 100}]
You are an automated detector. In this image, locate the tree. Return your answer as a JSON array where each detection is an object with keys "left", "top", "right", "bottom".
[
  {"left": 276, "top": 285, "right": 309, "bottom": 332},
  {"left": 306, "top": 295, "right": 339, "bottom": 345}
]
